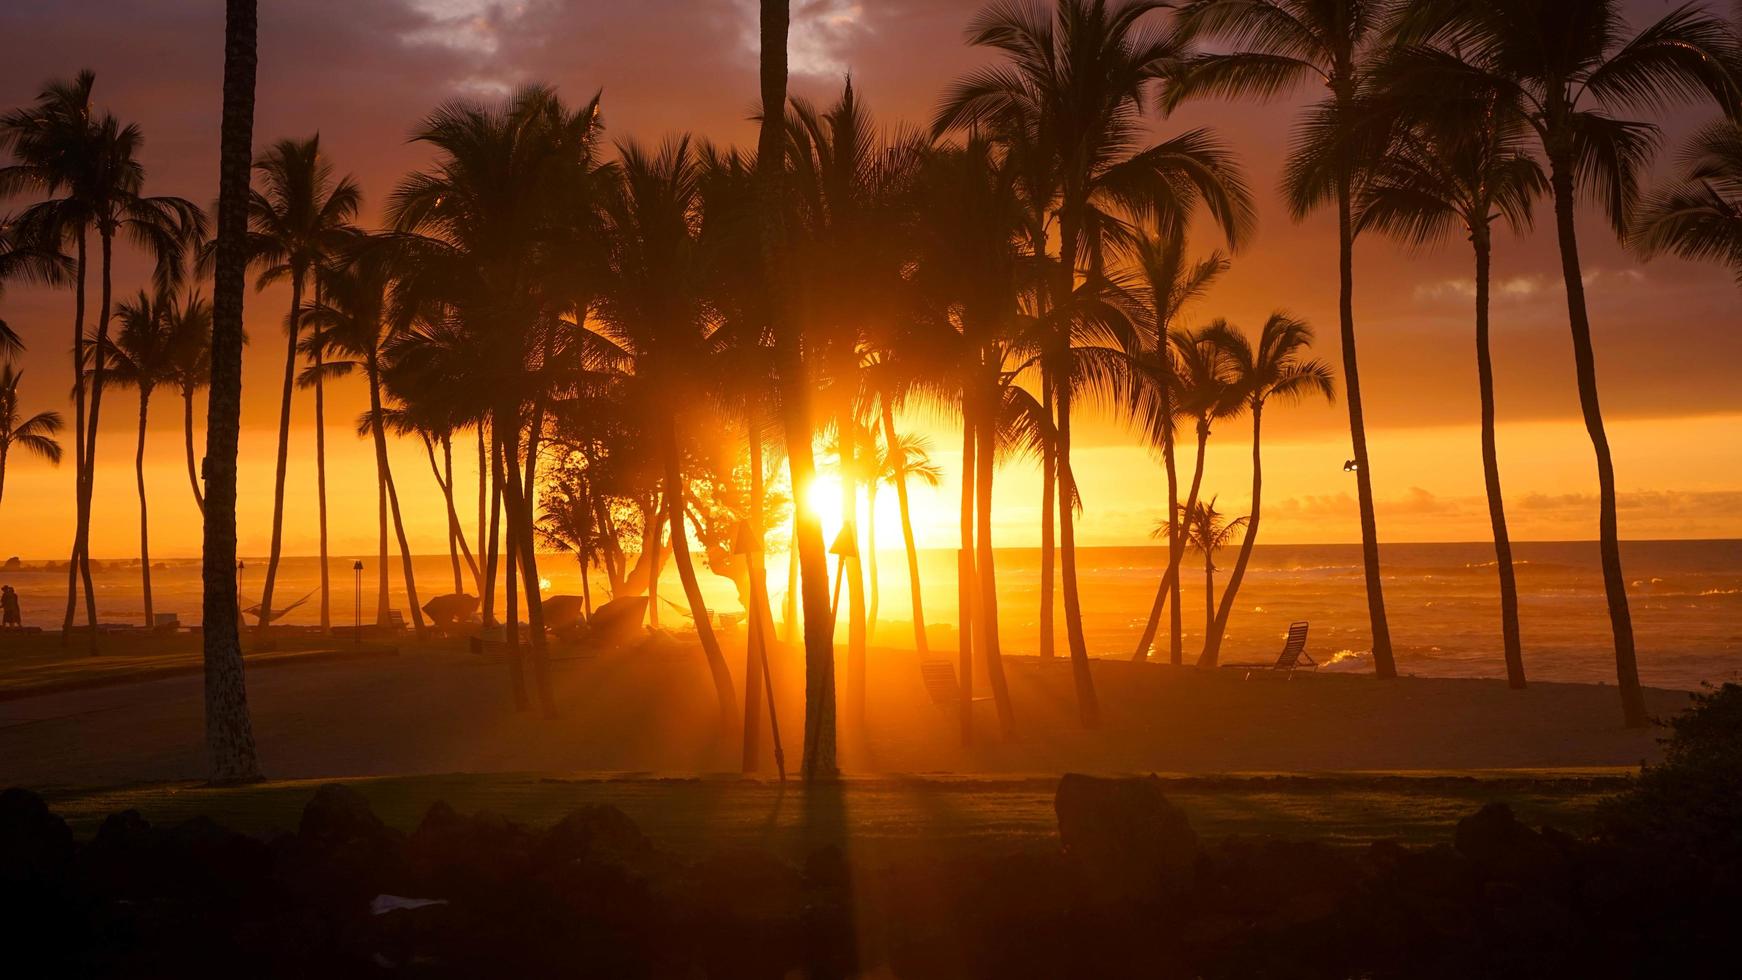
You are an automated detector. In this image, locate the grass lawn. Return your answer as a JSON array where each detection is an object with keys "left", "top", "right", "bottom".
[{"left": 42, "top": 769, "right": 1635, "bottom": 857}]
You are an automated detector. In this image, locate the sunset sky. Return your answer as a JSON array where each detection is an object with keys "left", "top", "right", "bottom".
[{"left": 1, "top": 0, "right": 1738, "bottom": 560}]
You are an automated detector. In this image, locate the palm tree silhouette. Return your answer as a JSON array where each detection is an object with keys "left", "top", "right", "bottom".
[
  {"left": 1356, "top": 79, "right": 1545, "bottom": 690},
  {"left": 1196, "top": 313, "right": 1335, "bottom": 668},
  {"left": 867, "top": 426, "right": 941, "bottom": 642},
  {"left": 937, "top": 0, "right": 1255, "bottom": 727},
  {"left": 0, "top": 361, "right": 64, "bottom": 513},
  {"left": 1167, "top": 0, "right": 1401, "bottom": 680},
  {"left": 244, "top": 135, "right": 361, "bottom": 634},
  {"left": 202, "top": 0, "right": 264, "bottom": 783},
  {"left": 1631, "top": 120, "right": 1742, "bottom": 284},
  {"left": 102, "top": 288, "right": 180, "bottom": 625},
  {"left": 302, "top": 251, "right": 424, "bottom": 636},
  {"left": 1396, "top": 0, "right": 1740, "bottom": 726},
  {"left": 161, "top": 291, "right": 214, "bottom": 515},
  {"left": 0, "top": 215, "right": 69, "bottom": 352},
  {"left": 1, "top": 71, "right": 206, "bottom": 647},
  {"left": 1157, "top": 496, "right": 1246, "bottom": 638},
  {"left": 1125, "top": 228, "right": 1227, "bottom": 664},
  {"left": 596, "top": 135, "right": 740, "bottom": 731}
]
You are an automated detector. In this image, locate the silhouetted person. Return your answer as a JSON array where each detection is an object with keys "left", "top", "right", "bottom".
[{"left": 1, "top": 585, "right": 21, "bottom": 628}]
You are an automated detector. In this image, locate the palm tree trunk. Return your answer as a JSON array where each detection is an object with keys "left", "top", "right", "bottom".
[
  {"left": 135, "top": 388, "right": 153, "bottom": 626},
  {"left": 1200, "top": 404, "right": 1263, "bottom": 667},
  {"left": 61, "top": 229, "right": 88, "bottom": 645},
  {"left": 367, "top": 358, "right": 391, "bottom": 624},
  {"left": 1133, "top": 419, "right": 1210, "bottom": 664},
  {"left": 879, "top": 402, "right": 928, "bottom": 655},
  {"left": 501, "top": 416, "right": 552, "bottom": 715},
  {"left": 839, "top": 411, "right": 867, "bottom": 726},
  {"left": 1132, "top": 379, "right": 1181, "bottom": 662},
  {"left": 313, "top": 325, "right": 330, "bottom": 632},
  {"left": 477, "top": 424, "right": 488, "bottom": 599},
  {"left": 1039, "top": 385, "right": 1055, "bottom": 659},
  {"left": 784, "top": 527, "right": 798, "bottom": 642},
  {"left": 867, "top": 481, "right": 880, "bottom": 638},
  {"left": 203, "top": 0, "right": 264, "bottom": 783},
  {"left": 1336, "top": 168, "right": 1397, "bottom": 680},
  {"left": 76, "top": 227, "right": 115, "bottom": 647},
  {"left": 1205, "top": 549, "right": 1215, "bottom": 635},
  {"left": 1548, "top": 161, "right": 1642, "bottom": 727},
  {"left": 483, "top": 432, "right": 502, "bottom": 626},
  {"left": 975, "top": 392, "right": 1015, "bottom": 738},
  {"left": 384, "top": 432, "right": 425, "bottom": 638},
  {"left": 182, "top": 387, "right": 204, "bottom": 513},
  {"left": 1055, "top": 382, "right": 1100, "bottom": 728},
  {"left": 760, "top": 0, "right": 834, "bottom": 781},
  {"left": 665, "top": 413, "right": 739, "bottom": 732},
  {"left": 742, "top": 414, "right": 769, "bottom": 771},
  {"left": 423, "top": 433, "right": 466, "bottom": 594},
  {"left": 255, "top": 270, "right": 303, "bottom": 634},
  {"left": 957, "top": 410, "right": 976, "bottom": 747},
  {"left": 503, "top": 474, "right": 527, "bottom": 711},
  {"left": 1473, "top": 227, "right": 1525, "bottom": 689}
]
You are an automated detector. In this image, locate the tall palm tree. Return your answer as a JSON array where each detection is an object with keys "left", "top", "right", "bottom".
[
  {"left": 756, "top": 0, "right": 838, "bottom": 781},
  {"left": 103, "top": 288, "right": 179, "bottom": 626},
  {"left": 0, "top": 361, "right": 63, "bottom": 512},
  {"left": 389, "top": 86, "right": 614, "bottom": 715},
  {"left": 1, "top": 72, "right": 206, "bottom": 647},
  {"left": 936, "top": 0, "right": 1255, "bottom": 727},
  {"left": 1196, "top": 313, "right": 1335, "bottom": 668},
  {"left": 1124, "top": 228, "right": 1227, "bottom": 664},
  {"left": 162, "top": 291, "right": 214, "bottom": 514},
  {"left": 244, "top": 135, "right": 360, "bottom": 634},
  {"left": 868, "top": 426, "right": 941, "bottom": 640},
  {"left": 1396, "top": 0, "right": 1740, "bottom": 726},
  {"left": 595, "top": 135, "right": 739, "bottom": 730},
  {"left": 1631, "top": 119, "right": 1742, "bottom": 283},
  {"left": 203, "top": 0, "right": 264, "bottom": 783},
  {"left": 1356, "top": 83, "right": 1545, "bottom": 689},
  {"left": 1158, "top": 496, "right": 1245, "bottom": 637},
  {"left": 303, "top": 251, "right": 424, "bottom": 634},
  {"left": 1167, "top": 0, "right": 1404, "bottom": 679}
]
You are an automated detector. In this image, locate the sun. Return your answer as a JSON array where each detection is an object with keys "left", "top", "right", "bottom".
[{"left": 801, "top": 473, "right": 846, "bottom": 537}]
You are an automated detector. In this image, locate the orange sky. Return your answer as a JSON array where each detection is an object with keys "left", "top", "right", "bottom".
[{"left": 2, "top": 0, "right": 1739, "bottom": 559}]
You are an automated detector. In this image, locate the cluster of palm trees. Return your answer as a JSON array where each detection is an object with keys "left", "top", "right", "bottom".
[{"left": 1, "top": 0, "right": 1738, "bottom": 783}]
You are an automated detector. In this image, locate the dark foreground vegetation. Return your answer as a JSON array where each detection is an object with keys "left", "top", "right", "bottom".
[{"left": 5, "top": 684, "right": 1740, "bottom": 978}]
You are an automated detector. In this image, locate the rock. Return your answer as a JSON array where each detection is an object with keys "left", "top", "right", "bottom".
[
  {"left": 422, "top": 593, "right": 479, "bottom": 626},
  {"left": 1054, "top": 773, "right": 1197, "bottom": 901},
  {"left": 1454, "top": 803, "right": 1565, "bottom": 883},
  {"left": 0, "top": 787, "right": 74, "bottom": 883},
  {"left": 540, "top": 595, "right": 588, "bottom": 630},
  {"left": 538, "top": 803, "right": 652, "bottom": 870},
  {"left": 299, "top": 783, "right": 391, "bottom": 847}
]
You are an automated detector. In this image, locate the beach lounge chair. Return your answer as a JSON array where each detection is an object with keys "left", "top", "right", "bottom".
[
  {"left": 919, "top": 659, "right": 991, "bottom": 710},
  {"left": 1224, "top": 621, "right": 1315, "bottom": 678}
]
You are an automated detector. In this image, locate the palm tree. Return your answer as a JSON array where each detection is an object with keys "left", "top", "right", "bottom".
[
  {"left": 1158, "top": 496, "right": 1245, "bottom": 637},
  {"left": 867, "top": 426, "right": 941, "bottom": 641},
  {"left": 103, "top": 288, "right": 179, "bottom": 626},
  {"left": 162, "top": 291, "right": 214, "bottom": 514},
  {"left": 1162, "top": 325, "right": 1244, "bottom": 658},
  {"left": 244, "top": 135, "right": 361, "bottom": 634},
  {"left": 1, "top": 72, "right": 206, "bottom": 646},
  {"left": 203, "top": 0, "right": 264, "bottom": 783},
  {"left": 1631, "top": 120, "right": 1742, "bottom": 283},
  {"left": 936, "top": 0, "right": 1255, "bottom": 727},
  {"left": 1356, "top": 83, "right": 1545, "bottom": 689},
  {"left": 1196, "top": 313, "right": 1335, "bottom": 668},
  {"left": 1396, "top": 0, "right": 1740, "bottom": 726},
  {"left": 594, "top": 135, "right": 739, "bottom": 731},
  {"left": 1167, "top": 0, "right": 1401, "bottom": 680},
  {"left": 1, "top": 214, "right": 69, "bottom": 352},
  {"left": 0, "top": 361, "right": 64, "bottom": 512},
  {"left": 303, "top": 251, "right": 425, "bottom": 636},
  {"left": 1125, "top": 228, "right": 1227, "bottom": 664},
  {"left": 389, "top": 86, "right": 615, "bottom": 715}
]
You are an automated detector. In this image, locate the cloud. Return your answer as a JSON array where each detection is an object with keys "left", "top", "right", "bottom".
[{"left": 1412, "top": 267, "right": 1647, "bottom": 306}]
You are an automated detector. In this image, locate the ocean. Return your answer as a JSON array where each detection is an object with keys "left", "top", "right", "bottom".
[{"left": 7, "top": 540, "right": 1739, "bottom": 690}]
